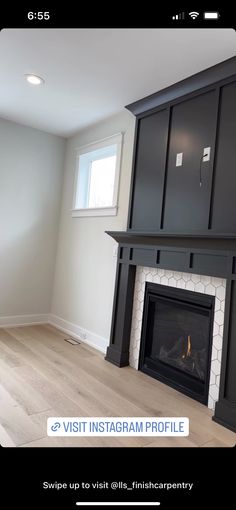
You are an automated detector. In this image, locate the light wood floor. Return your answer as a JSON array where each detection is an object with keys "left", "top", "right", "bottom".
[{"left": 0, "top": 325, "right": 235, "bottom": 447}]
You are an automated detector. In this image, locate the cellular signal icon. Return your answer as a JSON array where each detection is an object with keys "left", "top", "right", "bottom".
[
  {"left": 189, "top": 11, "right": 199, "bottom": 19},
  {"left": 172, "top": 12, "right": 185, "bottom": 20}
]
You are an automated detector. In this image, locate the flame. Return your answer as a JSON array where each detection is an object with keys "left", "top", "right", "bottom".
[
  {"left": 182, "top": 335, "right": 192, "bottom": 359},
  {"left": 187, "top": 335, "right": 191, "bottom": 357}
]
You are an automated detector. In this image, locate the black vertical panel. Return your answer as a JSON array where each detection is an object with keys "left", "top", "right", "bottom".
[
  {"left": 130, "top": 109, "right": 169, "bottom": 231},
  {"left": 163, "top": 90, "right": 218, "bottom": 231},
  {"left": 105, "top": 262, "right": 136, "bottom": 367},
  {"left": 214, "top": 278, "right": 236, "bottom": 432},
  {"left": 211, "top": 82, "right": 236, "bottom": 232},
  {"left": 224, "top": 281, "right": 236, "bottom": 404}
]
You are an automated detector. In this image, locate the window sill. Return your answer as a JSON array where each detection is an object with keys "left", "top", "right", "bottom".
[{"left": 72, "top": 206, "right": 117, "bottom": 218}]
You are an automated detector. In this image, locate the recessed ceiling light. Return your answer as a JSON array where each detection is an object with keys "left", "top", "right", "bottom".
[{"left": 25, "top": 74, "right": 45, "bottom": 85}]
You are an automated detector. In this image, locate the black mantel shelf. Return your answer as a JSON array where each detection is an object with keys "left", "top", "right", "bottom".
[{"left": 106, "top": 230, "right": 236, "bottom": 251}]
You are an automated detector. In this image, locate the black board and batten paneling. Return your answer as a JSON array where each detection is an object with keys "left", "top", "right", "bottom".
[
  {"left": 129, "top": 109, "right": 169, "bottom": 231},
  {"left": 210, "top": 82, "right": 236, "bottom": 232},
  {"left": 127, "top": 57, "right": 236, "bottom": 236},
  {"left": 163, "top": 90, "right": 218, "bottom": 231},
  {"left": 106, "top": 57, "right": 236, "bottom": 433}
]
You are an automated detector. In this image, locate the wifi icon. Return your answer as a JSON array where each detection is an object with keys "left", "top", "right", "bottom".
[{"left": 189, "top": 11, "right": 199, "bottom": 19}]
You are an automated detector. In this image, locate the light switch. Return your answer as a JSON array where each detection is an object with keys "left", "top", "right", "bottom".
[
  {"left": 176, "top": 152, "right": 183, "bottom": 166},
  {"left": 203, "top": 147, "right": 211, "bottom": 162}
]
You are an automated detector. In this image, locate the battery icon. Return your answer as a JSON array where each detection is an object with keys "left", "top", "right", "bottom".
[{"left": 204, "top": 12, "right": 219, "bottom": 19}]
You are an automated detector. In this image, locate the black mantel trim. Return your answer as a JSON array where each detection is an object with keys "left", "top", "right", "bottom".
[
  {"left": 107, "top": 230, "right": 236, "bottom": 240},
  {"left": 126, "top": 56, "right": 236, "bottom": 117},
  {"left": 106, "top": 230, "right": 236, "bottom": 251}
]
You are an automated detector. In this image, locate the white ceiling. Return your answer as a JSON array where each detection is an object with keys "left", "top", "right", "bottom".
[{"left": 0, "top": 29, "right": 235, "bottom": 138}]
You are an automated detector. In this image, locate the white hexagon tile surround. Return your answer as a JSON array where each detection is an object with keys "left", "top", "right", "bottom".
[{"left": 129, "top": 267, "right": 226, "bottom": 410}]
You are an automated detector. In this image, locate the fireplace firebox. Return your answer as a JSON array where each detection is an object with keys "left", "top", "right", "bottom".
[{"left": 139, "top": 283, "right": 215, "bottom": 405}]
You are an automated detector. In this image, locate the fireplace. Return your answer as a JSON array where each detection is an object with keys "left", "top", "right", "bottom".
[
  {"left": 105, "top": 57, "right": 236, "bottom": 432},
  {"left": 129, "top": 267, "right": 226, "bottom": 410},
  {"left": 139, "top": 283, "right": 215, "bottom": 405}
]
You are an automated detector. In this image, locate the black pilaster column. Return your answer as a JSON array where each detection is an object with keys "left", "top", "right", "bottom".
[
  {"left": 213, "top": 279, "right": 236, "bottom": 432},
  {"left": 105, "top": 256, "right": 136, "bottom": 367}
]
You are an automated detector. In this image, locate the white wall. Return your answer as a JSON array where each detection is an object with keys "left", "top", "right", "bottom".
[
  {"left": 0, "top": 118, "right": 65, "bottom": 322},
  {"left": 51, "top": 111, "right": 135, "bottom": 350}
]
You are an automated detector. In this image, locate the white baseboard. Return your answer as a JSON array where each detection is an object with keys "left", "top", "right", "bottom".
[
  {"left": 0, "top": 312, "right": 108, "bottom": 354},
  {"left": 48, "top": 314, "right": 108, "bottom": 354},
  {"left": 0, "top": 314, "right": 49, "bottom": 328}
]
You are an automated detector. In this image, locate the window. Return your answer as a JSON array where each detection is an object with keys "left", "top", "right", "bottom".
[{"left": 72, "top": 133, "right": 122, "bottom": 217}]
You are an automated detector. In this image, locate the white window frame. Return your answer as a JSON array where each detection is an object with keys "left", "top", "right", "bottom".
[{"left": 72, "top": 133, "right": 123, "bottom": 217}]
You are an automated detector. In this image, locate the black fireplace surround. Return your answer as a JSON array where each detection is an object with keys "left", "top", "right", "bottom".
[
  {"left": 139, "top": 283, "right": 215, "bottom": 405},
  {"left": 105, "top": 57, "right": 236, "bottom": 433}
]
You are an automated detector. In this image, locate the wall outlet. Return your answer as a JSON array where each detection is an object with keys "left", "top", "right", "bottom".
[
  {"left": 203, "top": 147, "right": 211, "bottom": 162},
  {"left": 176, "top": 152, "right": 183, "bottom": 167}
]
